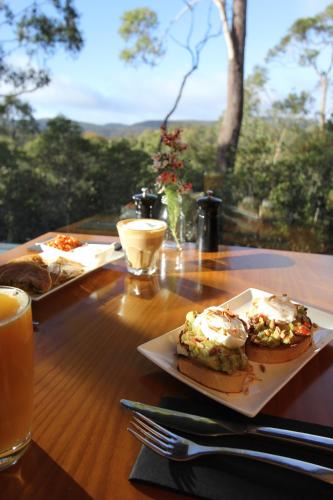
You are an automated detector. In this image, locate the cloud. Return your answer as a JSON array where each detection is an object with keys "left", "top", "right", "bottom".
[
  {"left": 25, "top": 71, "right": 227, "bottom": 124},
  {"left": 28, "top": 77, "right": 116, "bottom": 110},
  {"left": 171, "top": 71, "right": 227, "bottom": 120}
]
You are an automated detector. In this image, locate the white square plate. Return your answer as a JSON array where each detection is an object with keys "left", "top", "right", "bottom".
[
  {"left": 138, "top": 288, "right": 333, "bottom": 417},
  {"left": 31, "top": 243, "right": 124, "bottom": 301},
  {"left": 40, "top": 239, "right": 115, "bottom": 267}
]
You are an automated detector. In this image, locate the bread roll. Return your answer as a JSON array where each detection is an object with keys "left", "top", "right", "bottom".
[{"left": 0, "top": 260, "right": 51, "bottom": 294}]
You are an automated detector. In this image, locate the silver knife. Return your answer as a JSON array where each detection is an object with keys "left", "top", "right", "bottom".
[{"left": 120, "top": 399, "right": 333, "bottom": 453}]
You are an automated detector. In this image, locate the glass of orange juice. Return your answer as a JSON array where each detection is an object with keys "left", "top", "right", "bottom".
[{"left": 0, "top": 286, "right": 34, "bottom": 471}]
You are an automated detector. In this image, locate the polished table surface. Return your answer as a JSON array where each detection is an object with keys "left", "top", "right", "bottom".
[{"left": 1, "top": 233, "right": 333, "bottom": 499}]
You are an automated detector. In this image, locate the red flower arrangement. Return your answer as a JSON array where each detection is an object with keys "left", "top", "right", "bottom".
[
  {"left": 153, "top": 126, "right": 192, "bottom": 194},
  {"left": 152, "top": 126, "right": 192, "bottom": 249}
]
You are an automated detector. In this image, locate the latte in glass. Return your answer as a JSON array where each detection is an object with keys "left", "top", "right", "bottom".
[{"left": 117, "top": 219, "right": 167, "bottom": 275}]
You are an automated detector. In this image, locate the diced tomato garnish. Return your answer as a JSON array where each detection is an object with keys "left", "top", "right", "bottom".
[
  {"left": 295, "top": 325, "right": 311, "bottom": 336},
  {"left": 46, "top": 234, "right": 82, "bottom": 251}
]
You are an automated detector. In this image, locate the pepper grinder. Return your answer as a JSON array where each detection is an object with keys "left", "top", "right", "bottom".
[
  {"left": 196, "top": 190, "right": 222, "bottom": 252},
  {"left": 132, "top": 188, "right": 157, "bottom": 219}
]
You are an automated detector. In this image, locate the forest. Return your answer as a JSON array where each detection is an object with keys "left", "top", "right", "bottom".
[
  {"left": 0, "top": 1, "right": 332, "bottom": 254},
  {"left": 1, "top": 96, "right": 332, "bottom": 253}
]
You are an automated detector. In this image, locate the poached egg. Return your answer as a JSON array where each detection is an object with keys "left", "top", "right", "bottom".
[
  {"left": 248, "top": 294, "right": 298, "bottom": 323},
  {"left": 193, "top": 306, "right": 248, "bottom": 349}
]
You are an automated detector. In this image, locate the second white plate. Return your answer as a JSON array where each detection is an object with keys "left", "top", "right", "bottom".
[
  {"left": 31, "top": 244, "right": 124, "bottom": 301},
  {"left": 138, "top": 288, "right": 333, "bottom": 417}
]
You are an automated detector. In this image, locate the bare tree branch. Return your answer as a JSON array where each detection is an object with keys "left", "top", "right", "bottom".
[
  {"left": 326, "top": 45, "right": 333, "bottom": 74},
  {"left": 160, "top": 1, "right": 221, "bottom": 134},
  {"left": 161, "top": 0, "right": 201, "bottom": 43},
  {"left": 0, "top": 1, "right": 49, "bottom": 28},
  {"left": 0, "top": 83, "right": 44, "bottom": 98}
]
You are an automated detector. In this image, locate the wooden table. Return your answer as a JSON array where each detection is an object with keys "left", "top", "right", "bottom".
[{"left": 1, "top": 233, "right": 333, "bottom": 499}]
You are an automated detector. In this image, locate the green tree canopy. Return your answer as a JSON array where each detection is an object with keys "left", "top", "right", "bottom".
[
  {"left": 119, "top": 8, "right": 164, "bottom": 66},
  {"left": 267, "top": 2, "right": 333, "bottom": 128},
  {"left": 0, "top": 1, "right": 83, "bottom": 97},
  {"left": 90, "top": 138, "right": 152, "bottom": 214},
  {"left": 25, "top": 116, "right": 96, "bottom": 228},
  {"left": 0, "top": 97, "right": 38, "bottom": 145}
]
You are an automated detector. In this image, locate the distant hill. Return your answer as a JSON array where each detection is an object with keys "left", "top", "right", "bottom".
[{"left": 37, "top": 118, "right": 215, "bottom": 138}]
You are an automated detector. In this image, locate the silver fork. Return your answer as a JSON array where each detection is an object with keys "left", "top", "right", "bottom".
[{"left": 128, "top": 411, "right": 333, "bottom": 485}]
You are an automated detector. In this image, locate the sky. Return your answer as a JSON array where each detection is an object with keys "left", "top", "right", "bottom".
[{"left": 14, "top": 0, "right": 333, "bottom": 125}]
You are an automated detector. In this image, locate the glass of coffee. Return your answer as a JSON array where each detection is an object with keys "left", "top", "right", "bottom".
[
  {"left": 117, "top": 219, "right": 167, "bottom": 275},
  {"left": 0, "top": 286, "right": 34, "bottom": 471}
]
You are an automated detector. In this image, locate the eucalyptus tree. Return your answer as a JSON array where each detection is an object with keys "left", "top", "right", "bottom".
[
  {"left": 267, "top": 3, "right": 333, "bottom": 129},
  {"left": 119, "top": 0, "right": 247, "bottom": 172}
]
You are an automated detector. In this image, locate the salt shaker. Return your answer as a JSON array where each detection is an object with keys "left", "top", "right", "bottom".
[
  {"left": 132, "top": 188, "right": 157, "bottom": 219},
  {"left": 196, "top": 190, "right": 222, "bottom": 252}
]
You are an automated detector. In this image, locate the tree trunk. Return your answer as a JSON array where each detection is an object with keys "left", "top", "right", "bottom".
[
  {"left": 273, "top": 127, "right": 286, "bottom": 164},
  {"left": 216, "top": 0, "right": 247, "bottom": 172},
  {"left": 319, "top": 72, "right": 328, "bottom": 130}
]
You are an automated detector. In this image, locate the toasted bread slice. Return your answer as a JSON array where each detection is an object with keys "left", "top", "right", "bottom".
[
  {"left": 245, "top": 335, "right": 312, "bottom": 363},
  {"left": 178, "top": 357, "right": 248, "bottom": 393}
]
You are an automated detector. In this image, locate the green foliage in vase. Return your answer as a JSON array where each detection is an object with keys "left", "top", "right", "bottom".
[
  {"left": 164, "top": 188, "right": 181, "bottom": 248},
  {"left": 164, "top": 187, "right": 182, "bottom": 249},
  {"left": 153, "top": 127, "right": 192, "bottom": 249}
]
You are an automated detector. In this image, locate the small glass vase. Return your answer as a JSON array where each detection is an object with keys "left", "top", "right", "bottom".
[{"left": 159, "top": 191, "right": 185, "bottom": 250}]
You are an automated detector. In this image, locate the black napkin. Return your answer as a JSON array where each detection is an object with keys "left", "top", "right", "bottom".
[{"left": 129, "top": 396, "right": 333, "bottom": 499}]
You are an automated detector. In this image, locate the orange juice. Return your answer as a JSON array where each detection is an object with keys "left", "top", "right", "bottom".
[{"left": 0, "top": 286, "right": 34, "bottom": 470}]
